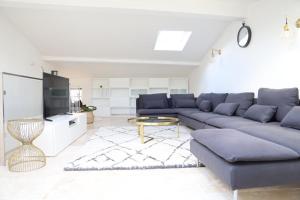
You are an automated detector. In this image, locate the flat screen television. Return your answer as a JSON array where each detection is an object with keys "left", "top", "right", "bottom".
[{"left": 43, "top": 73, "right": 70, "bottom": 118}]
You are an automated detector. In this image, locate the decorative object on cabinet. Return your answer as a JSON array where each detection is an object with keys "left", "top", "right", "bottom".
[{"left": 80, "top": 101, "right": 97, "bottom": 124}]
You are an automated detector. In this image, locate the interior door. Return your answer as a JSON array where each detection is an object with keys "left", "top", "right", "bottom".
[{"left": 2, "top": 73, "right": 43, "bottom": 153}]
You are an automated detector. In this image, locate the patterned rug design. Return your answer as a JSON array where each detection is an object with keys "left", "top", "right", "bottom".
[{"left": 64, "top": 126, "right": 198, "bottom": 171}]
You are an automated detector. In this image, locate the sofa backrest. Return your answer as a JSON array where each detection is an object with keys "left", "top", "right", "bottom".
[
  {"left": 136, "top": 89, "right": 300, "bottom": 122},
  {"left": 257, "top": 88, "right": 299, "bottom": 122},
  {"left": 196, "top": 93, "right": 228, "bottom": 110},
  {"left": 170, "top": 94, "right": 197, "bottom": 108},
  {"left": 225, "top": 93, "right": 255, "bottom": 117},
  {"left": 138, "top": 93, "right": 169, "bottom": 109},
  {"left": 136, "top": 96, "right": 172, "bottom": 109}
]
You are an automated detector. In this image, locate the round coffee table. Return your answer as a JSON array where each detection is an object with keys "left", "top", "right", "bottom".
[{"left": 128, "top": 116, "right": 180, "bottom": 144}]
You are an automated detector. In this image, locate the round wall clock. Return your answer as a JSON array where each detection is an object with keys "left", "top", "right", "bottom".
[{"left": 237, "top": 23, "right": 252, "bottom": 48}]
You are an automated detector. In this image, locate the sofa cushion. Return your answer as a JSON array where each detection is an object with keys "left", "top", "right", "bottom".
[
  {"left": 210, "top": 93, "right": 228, "bottom": 108},
  {"left": 196, "top": 93, "right": 228, "bottom": 110},
  {"left": 174, "top": 99, "right": 196, "bottom": 108},
  {"left": 244, "top": 105, "right": 277, "bottom": 123},
  {"left": 258, "top": 88, "right": 299, "bottom": 121},
  {"left": 198, "top": 100, "right": 212, "bottom": 112},
  {"left": 140, "top": 93, "right": 168, "bottom": 109},
  {"left": 225, "top": 93, "right": 254, "bottom": 116},
  {"left": 237, "top": 124, "right": 300, "bottom": 154},
  {"left": 175, "top": 108, "right": 200, "bottom": 116},
  {"left": 171, "top": 94, "right": 196, "bottom": 108},
  {"left": 196, "top": 93, "right": 210, "bottom": 109},
  {"left": 281, "top": 107, "right": 300, "bottom": 130},
  {"left": 143, "top": 99, "right": 166, "bottom": 109},
  {"left": 189, "top": 112, "right": 223, "bottom": 123},
  {"left": 137, "top": 109, "right": 177, "bottom": 115},
  {"left": 213, "top": 103, "right": 239, "bottom": 116},
  {"left": 191, "top": 129, "right": 299, "bottom": 163},
  {"left": 190, "top": 139, "right": 300, "bottom": 190},
  {"left": 206, "top": 116, "right": 260, "bottom": 129}
]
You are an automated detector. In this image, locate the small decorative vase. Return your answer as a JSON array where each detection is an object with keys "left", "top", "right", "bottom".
[
  {"left": 7, "top": 119, "right": 46, "bottom": 172},
  {"left": 86, "top": 111, "right": 94, "bottom": 124}
]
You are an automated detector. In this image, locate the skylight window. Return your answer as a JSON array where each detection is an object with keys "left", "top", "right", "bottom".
[{"left": 154, "top": 31, "right": 192, "bottom": 51}]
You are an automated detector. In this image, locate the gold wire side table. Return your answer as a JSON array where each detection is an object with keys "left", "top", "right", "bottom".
[
  {"left": 128, "top": 116, "right": 180, "bottom": 144},
  {"left": 7, "top": 119, "right": 46, "bottom": 172}
]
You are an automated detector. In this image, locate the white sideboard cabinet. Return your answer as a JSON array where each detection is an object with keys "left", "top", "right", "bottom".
[{"left": 34, "top": 113, "right": 87, "bottom": 156}]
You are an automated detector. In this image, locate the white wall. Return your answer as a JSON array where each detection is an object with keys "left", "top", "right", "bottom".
[
  {"left": 189, "top": 0, "right": 300, "bottom": 96},
  {"left": 0, "top": 14, "right": 53, "bottom": 165}
]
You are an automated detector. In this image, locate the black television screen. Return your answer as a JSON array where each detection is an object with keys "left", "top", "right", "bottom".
[{"left": 43, "top": 73, "right": 70, "bottom": 118}]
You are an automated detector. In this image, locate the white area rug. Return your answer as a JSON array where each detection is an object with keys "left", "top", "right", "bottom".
[{"left": 64, "top": 126, "right": 198, "bottom": 171}]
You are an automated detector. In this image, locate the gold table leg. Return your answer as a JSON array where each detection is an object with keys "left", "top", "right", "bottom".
[
  {"left": 177, "top": 123, "right": 180, "bottom": 138},
  {"left": 139, "top": 125, "right": 144, "bottom": 144}
]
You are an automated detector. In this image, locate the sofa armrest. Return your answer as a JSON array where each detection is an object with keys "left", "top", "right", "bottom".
[
  {"left": 136, "top": 97, "right": 143, "bottom": 111},
  {"left": 167, "top": 98, "right": 173, "bottom": 108}
]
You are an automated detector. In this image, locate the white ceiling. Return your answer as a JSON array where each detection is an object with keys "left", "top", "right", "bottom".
[
  {"left": 0, "top": 0, "right": 257, "bottom": 77},
  {"left": 0, "top": 0, "right": 259, "bottom": 17}
]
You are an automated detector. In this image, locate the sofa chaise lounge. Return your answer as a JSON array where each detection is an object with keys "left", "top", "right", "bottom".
[{"left": 136, "top": 88, "right": 300, "bottom": 199}]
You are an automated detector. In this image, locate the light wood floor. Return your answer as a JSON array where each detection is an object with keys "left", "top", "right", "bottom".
[{"left": 0, "top": 117, "right": 299, "bottom": 200}]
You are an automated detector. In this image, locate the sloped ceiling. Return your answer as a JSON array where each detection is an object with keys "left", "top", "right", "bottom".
[{"left": 0, "top": 0, "right": 257, "bottom": 77}]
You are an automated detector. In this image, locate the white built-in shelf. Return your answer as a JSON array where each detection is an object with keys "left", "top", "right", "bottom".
[
  {"left": 130, "top": 88, "right": 148, "bottom": 97},
  {"left": 111, "top": 107, "right": 131, "bottom": 115},
  {"left": 149, "top": 78, "right": 169, "bottom": 88},
  {"left": 130, "top": 78, "right": 149, "bottom": 88},
  {"left": 130, "top": 87, "right": 148, "bottom": 89},
  {"left": 111, "top": 106, "right": 131, "bottom": 109},
  {"left": 93, "top": 78, "right": 109, "bottom": 88},
  {"left": 149, "top": 88, "right": 169, "bottom": 95},
  {"left": 110, "top": 78, "right": 130, "bottom": 88},
  {"left": 110, "top": 88, "right": 129, "bottom": 97},
  {"left": 110, "top": 97, "right": 129, "bottom": 107},
  {"left": 92, "top": 97, "right": 110, "bottom": 99},
  {"left": 170, "top": 89, "right": 188, "bottom": 94},
  {"left": 92, "top": 88, "right": 109, "bottom": 91},
  {"left": 91, "top": 77, "right": 188, "bottom": 116},
  {"left": 169, "top": 78, "right": 188, "bottom": 89},
  {"left": 92, "top": 87, "right": 110, "bottom": 99}
]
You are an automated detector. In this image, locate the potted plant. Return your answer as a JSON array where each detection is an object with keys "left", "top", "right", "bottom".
[{"left": 80, "top": 101, "right": 97, "bottom": 124}]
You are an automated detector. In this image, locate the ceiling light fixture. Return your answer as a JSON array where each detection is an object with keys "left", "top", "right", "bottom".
[
  {"left": 283, "top": 17, "right": 290, "bottom": 32},
  {"left": 296, "top": 18, "right": 300, "bottom": 28},
  {"left": 283, "top": 16, "right": 291, "bottom": 38},
  {"left": 154, "top": 31, "right": 192, "bottom": 51}
]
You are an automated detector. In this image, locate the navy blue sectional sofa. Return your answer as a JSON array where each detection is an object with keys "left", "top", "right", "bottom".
[{"left": 136, "top": 88, "right": 300, "bottom": 192}]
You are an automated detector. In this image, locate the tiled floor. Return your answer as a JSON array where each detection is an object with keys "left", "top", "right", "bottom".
[{"left": 0, "top": 117, "right": 299, "bottom": 200}]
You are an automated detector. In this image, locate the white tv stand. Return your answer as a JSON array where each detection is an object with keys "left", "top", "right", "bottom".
[{"left": 34, "top": 113, "right": 87, "bottom": 156}]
